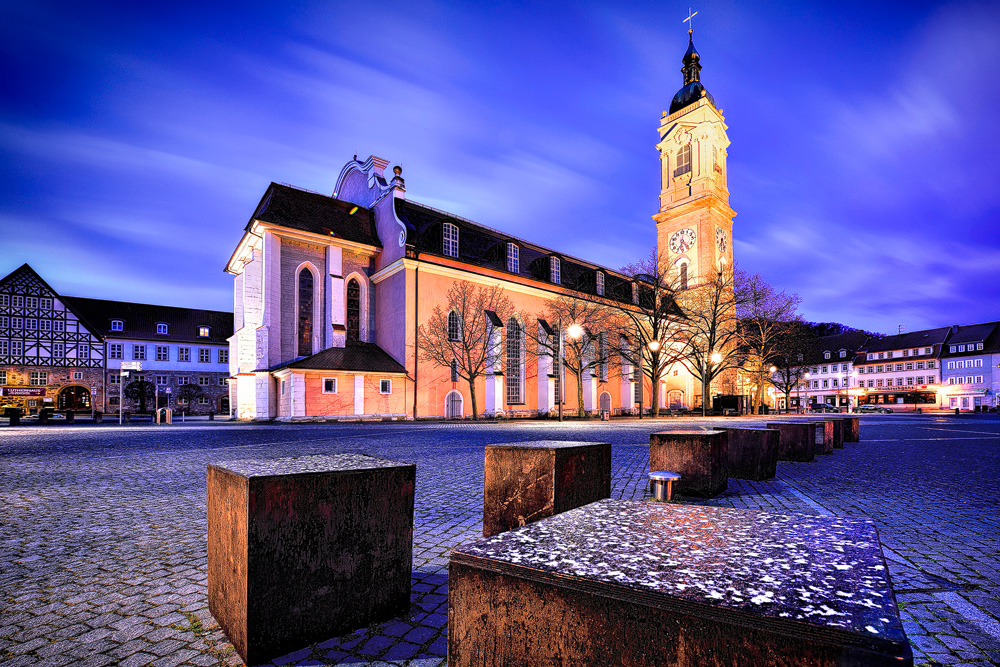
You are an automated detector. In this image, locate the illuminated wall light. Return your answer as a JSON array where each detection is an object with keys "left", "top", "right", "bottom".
[{"left": 348, "top": 206, "right": 358, "bottom": 215}]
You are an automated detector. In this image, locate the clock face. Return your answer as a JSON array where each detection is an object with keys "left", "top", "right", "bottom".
[
  {"left": 716, "top": 227, "right": 727, "bottom": 254},
  {"left": 669, "top": 228, "right": 696, "bottom": 254}
]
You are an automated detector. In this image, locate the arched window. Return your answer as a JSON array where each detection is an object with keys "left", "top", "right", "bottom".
[
  {"left": 448, "top": 311, "right": 462, "bottom": 342},
  {"left": 346, "top": 278, "right": 361, "bottom": 343},
  {"left": 674, "top": 144, "right": 692, "bottom": 177},
  {"left": 506, "top": 317, "right": 523, "bottom": 404},
  {"left": 679, "top": 262, "right": 688, "bottom": 290},
  {"left": 297, "top": 269, "right": 314, "bottom": 357}
]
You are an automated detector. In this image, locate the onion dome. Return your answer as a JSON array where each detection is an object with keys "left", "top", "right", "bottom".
[{"left": 669, "top": 29, "right": 715, "bottom": 114}]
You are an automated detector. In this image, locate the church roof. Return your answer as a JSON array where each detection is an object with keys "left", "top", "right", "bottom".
[
  {"left": 669, "top": 30, "right": 715, "bottom": 114},
  {"left": 395, "top": 199, "right": 649, "bottom": 305},
  {"left": 249, "top": 183, "right": 381, "bottom": 248},
  {"left": 63, "top": 296, "right": 233, "bottom": 344},
  {"left": 271, "top": 342, "right": 407, "bottom": 374}
]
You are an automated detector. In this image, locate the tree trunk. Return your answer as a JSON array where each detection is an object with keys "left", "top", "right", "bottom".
[
  {"left": 702, "top": 375, "right": 711, "bottom": 416},
  {"left": 576, "top": 369, "right": 585, "bottom": 418},
  {"left": 651, "top": 373, "right": 660, "bottom": 417},
  {"left": 468, "top": 377, "right": 478, "bottom": 420}
]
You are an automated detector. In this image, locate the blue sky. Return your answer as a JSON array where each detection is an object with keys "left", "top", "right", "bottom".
[{"left": 1, "top": 0, "right": 998, "bottom": 335}]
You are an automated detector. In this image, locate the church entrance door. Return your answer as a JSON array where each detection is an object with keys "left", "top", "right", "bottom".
[{"left": 445, "top": 391, "right": 463, "bottom": 419}]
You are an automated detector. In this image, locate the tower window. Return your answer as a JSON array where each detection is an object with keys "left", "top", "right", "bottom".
[
  {"left": 506, "top": 243, "right": 519, "bottom": 273},
  {"left": 443, "top": 223, "right": 459, "bottom": 258},
  {"left": 550, "top": 257, "right": 561, "bottom": 284},
  {"left": 674, "top": 144, "right": 692, "bottom": 177}
]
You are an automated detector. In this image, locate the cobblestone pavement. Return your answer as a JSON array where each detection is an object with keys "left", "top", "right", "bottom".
[{"left": 1, "top": 415, "right": 998, "bottom": 667}]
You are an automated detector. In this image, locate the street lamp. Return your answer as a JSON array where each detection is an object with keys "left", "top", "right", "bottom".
[
  {"left": 800, "top": 372, "right": 810, "bottom": 414},
  {"left": 769, "top": 366, "right": 777, "bottom": 413},
  {"left": 557, "top": 322, "right": 582, "bottom": 422}
]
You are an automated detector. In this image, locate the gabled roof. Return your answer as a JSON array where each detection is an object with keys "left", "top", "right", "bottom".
[
  {"left": 944, "top": 322, "right": 997, "bottom": 346},
  {"left": 801, "top": 330, "right": 870, "bottom": 365},
  {"left": 395, "top": 199, "right": 642, "bottom": 304},
  {"left": 249, "top": 183, "right": 381, "bottom": 248},
  {"left": 271, "top": 342, "right": 406, "bottom": 374},
  {"left": 0, "top": 263, "right": 105, "bottom": 339},
  {"left": 861, "top": 327, "right": 951, "bottom": 353},
  {"left": 64, "top": 297, "right": 233, "bottom": 344}
]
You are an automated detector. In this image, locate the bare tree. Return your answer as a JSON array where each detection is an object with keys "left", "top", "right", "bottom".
[
  {"left": 737, "top": 272, "right": 802, "bottom": 413},
  {"left": 768, "top": 323, "right": 816, "bottom": 413},
  {"left": 525, "top": 296, "right": 617, "bottom": 418},
  {"left": 613, "top": 250, "right": 688, "bottom": 416},
  {"left": 676, "top": 265, "right": 745, "bottom": 416},
  {"left": 417, "top": 281, "right": 513, "bottom": 419}
]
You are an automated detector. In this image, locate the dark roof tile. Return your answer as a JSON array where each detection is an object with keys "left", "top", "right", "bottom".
[
  {"left": 273, "top": 342, "right": 406, "bottom": 374},
  {"left": 251, "top": 183, "right": 381, "bottom": 248},
  {"left": 64, "top": 297, "right": 233, "bottom": 343}
]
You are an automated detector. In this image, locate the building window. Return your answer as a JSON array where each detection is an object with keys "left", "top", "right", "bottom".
[
  {"left": 79, "top": 344, "right": 90, "bottom": 360},
  {"left": 323, "top": 378, "right": 337, "bottom": 394},
  {"left": 347, "top": 278, "right": 361, "bottom": 344},
  {"left": 11, "top": 295, "right": 23, "bottom": 307},
  {"left": 0, "top": 316, "right": 6, "bottom": 328},
  {"left": 868, "top": 379, "right": 874, "bottom": 387},
  {"left": 0, "top": 295, "right": 7, "bottom": 306},
  {"left": 831, "top": 379, "right": 839, "bottom": 388},
  {"left": 177, "top": 376, "right": 189, "bottom": 385},
  {"left": 506, "top": 317, "right": 523, "bottom": 404},
  {"left": 976, "top": 359, "right": 983, "bottom": 367},
  {"left": 53, "top": 320, "right": 63, "bottom": 332},
  {"left": 297, "top": 269, "right": 314, "bottom": 357},
  {"left": 878, "top": 352, "right": 884, "bottom": 359},
  {"left": 109, "top": 374, "right": 120, "bottom": 385},
  {"left": 111, "top": 320, "right": 123, "bottom": 331},
  {"left": 198, "top": 326, "right": 210, "bottom": 337},
  {"left": 927, "top": 361, "right": 935, "bottom": 369},
  {"left": 448, "top": 311, "right": 462, "bottom": 342},
  {"left": 218, "top": 377, "right": 226, "bottom": 386},
  {"left": 506, "top": 243, "right": 519, "bottom": 273},
  {"left": 156, "top": 323, "right": 168, "bottom": 335},
  {"left": 550, "top": 257, "right": 561, "bottom": 284},
  {"left": 156, "top": 346, "right": 169, "bottom": 361},
  {"left": 632, "top": 364, "right": 641, "bottom": 404},
  {"left": 0, "top": 370, "right": 5, "bottom": 384},
  {"left": 902, "top": 349, "right": 909, "bottom": 357},
  {"left": 29, "top": 371, "right": 47, "bottom": 386},
  {"left": 380, "top": 379, "right": 392, "bottom": 394},
  {"left": 10, "top": 340, "right": 22, "bottom": 356},
  {"left": 949, "top": 345, "right": 956, "bottom": 353},
  {"left": 595, "top": 272, "right": 604, "bottom": 296},
  {"left": 132, "top": 345, "right": 145, "bottom": 361},
  {"left": 976, "top": 375, "right": 984, "bottom": 384},
  {"left": 857, "top": 367, "right": 864, "bottom": 374},
  {"left": 156, "top": 375, "right": 168, "bottom": 385},
  {"left": 450, "top": 358, "right": 459, "bottom": 382},
  {"left": 178, "top": 347, "right": 191, "bottom": 362},
  {"left": 198, "top": 397, "right": 209, "bottom": 405},
  {"left": 198, "top": 376, "right": 210, "bottom": 386},
  {"left": 53, "top": 342, "right": 64, "bottom": 358},
  {"left": 73, "top": 371, "right": 82, "bottom": 380},
  {"left": 25, "top": 319, "right": 37, "bottom": 330},
  {"left": 948, "top": 377, "right": 956, "bottom": 385},
  {"left": 219, "top": 349, "right": 229, "bottom": 364},
  {"left": 905, "top": 362, "right": 913, "bottom": 370},
  {"left": 11, "top": 317, "right": 22, "bottom": 329},
  {"left": 25, "top": 297, "right": 37, "bottom": 308},
  {"left": 916, "top": 361, "right": 924, "bottom": 369},
  {"left": 977, "top": 343, "right": 983, "bottom": 350},
  {"left": 39, "top": 319, "right": 51, "bottom": 331},
  {"left": 674, "top": 144, "right": 692, "bottom": 177},
  {"left": 876, "top": 379, "right": 883, "bottom": 387},
  {"left": 824, "top": 352, "right": 830, "bottom": 359},
  {"left": 679, "top": 263, "right": 688, "bottom": 290},
  {"left": 916, "top": 376, "right": 924, "bottom": 385},
  {"left": 199, "top": 348, "right": 211, "bottom": 363},
  {"left": 906, "top": 377, "right": 914, "bottom": 386},
  {"left": 958, "top": 345, "right": 966, "bottom": 352},
  {"left": 822, "top": 380, "right": 829, "bottom": 388},
  {"left": 443, "top": 223, "right": 459, "bottom": 258},
  {"left": 812, "top": 380, "right": 818, "bottom": 389},
  {"left": 840, "top": 350, "right": 846, "bottom": 358}
]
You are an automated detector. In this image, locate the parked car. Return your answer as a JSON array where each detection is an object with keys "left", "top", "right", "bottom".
[
  {"left": 856, "top": 404, "right": 894, "bottom": 414},
  {"left": 809, "top": 403, "right": 840, "bottom": 413}
]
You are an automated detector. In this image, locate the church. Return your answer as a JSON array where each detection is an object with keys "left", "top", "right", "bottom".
[{"left": 225, "top": 29, "right": 735, "bottom": 421}]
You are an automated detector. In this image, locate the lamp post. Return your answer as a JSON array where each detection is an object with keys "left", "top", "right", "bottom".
[
  {"left": 557, "top": 322, "right": 583, "bottom": 422},
  {"left": 648, "top": 340, "right": 661, "bottom": 417},
  {"left": 706, "top": 351, "right": 722, "bottom": 416},
  {"left": 769, "top": 365, "right": 777, "bottom": 413},
  {"left": 801, "top": 372, "right": 810, "bottom": 414}
]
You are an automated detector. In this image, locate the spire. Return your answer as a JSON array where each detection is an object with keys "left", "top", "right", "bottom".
[{"left": 681, "top": 29, "right": 702, "bottom": 85}]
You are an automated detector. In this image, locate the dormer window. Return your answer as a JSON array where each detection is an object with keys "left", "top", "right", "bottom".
[
  {"left": 631, "top": 283, "right": 639, "bottom": 304},
  {"left": 198, "top": 326, "right": 210, "bottom": 337},
  {"left": 550, "top": 257, "right": 561, "bottom": 284},
  {"left": 506, "top": 243, "right": 519, "bottom": 273},
  {"left": 443, "top": 223, "right": 459, "bottom": 258},
  {"left": 156, "top": 323, "right": 169, "bottom": 335},
  {"left": 823, "top": 351, "right": 830, "bottom": 359},
  {"left": 839, "top": 350, "right": 846, "bottom": 358},
  {"left": 595, "top": 272, "right": 605, "bottom": 296},
  {"left": 110, "top": 320, "right": 123, "bottom": 331}
]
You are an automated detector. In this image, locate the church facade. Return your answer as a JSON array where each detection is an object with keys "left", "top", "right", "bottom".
[{"left": 226, "top": 30, "right": 734, "bottom": 420}]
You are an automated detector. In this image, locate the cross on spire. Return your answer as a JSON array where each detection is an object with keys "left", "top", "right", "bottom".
[{"left": 683, "top": 7, "right": 698, "bottom": 32}]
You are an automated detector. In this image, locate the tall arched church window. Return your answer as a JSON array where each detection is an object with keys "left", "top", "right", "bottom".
[
  {"left": 674, "top": 144, "right": 692, "bottom": 177},
  {"left": 448, "top": 311, "right": 462, "bottom": 342},
  {"left": 346, "top": 278, "right": 361, "bottom": 343},
  {"left": 297, "top": 269, "right": 314, "bottom": 357},
  {"left": 506, "top": 317, "right": 523, "bottom": 404}
]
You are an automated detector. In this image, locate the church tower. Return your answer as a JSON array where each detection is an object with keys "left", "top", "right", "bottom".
[{"left": 654, "top": 27, "right": 735, "bottom": 288}]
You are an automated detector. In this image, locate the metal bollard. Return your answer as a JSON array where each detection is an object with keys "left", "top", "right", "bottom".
[{"left": 649, "top": 471, "right": 681, "bottom": 502}]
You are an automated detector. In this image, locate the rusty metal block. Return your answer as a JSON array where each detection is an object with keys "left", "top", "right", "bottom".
[
  {"left": 649, "top": 430, "right": 727, "bottom": 497},
  {"left": 207, "top": 454, "right": 415, "bottom": 665},
  {"left": 725, "top": 427, "right": 779, "bottom": 480},
  {"left": 449, "top": 500, "right": 912, "bottom": 667},
  {"left": 483, "top": 441, "right": 611, "bottom": 537},
  {"left": 767, "top": 422, "right": 817, "bottom": 462}
]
